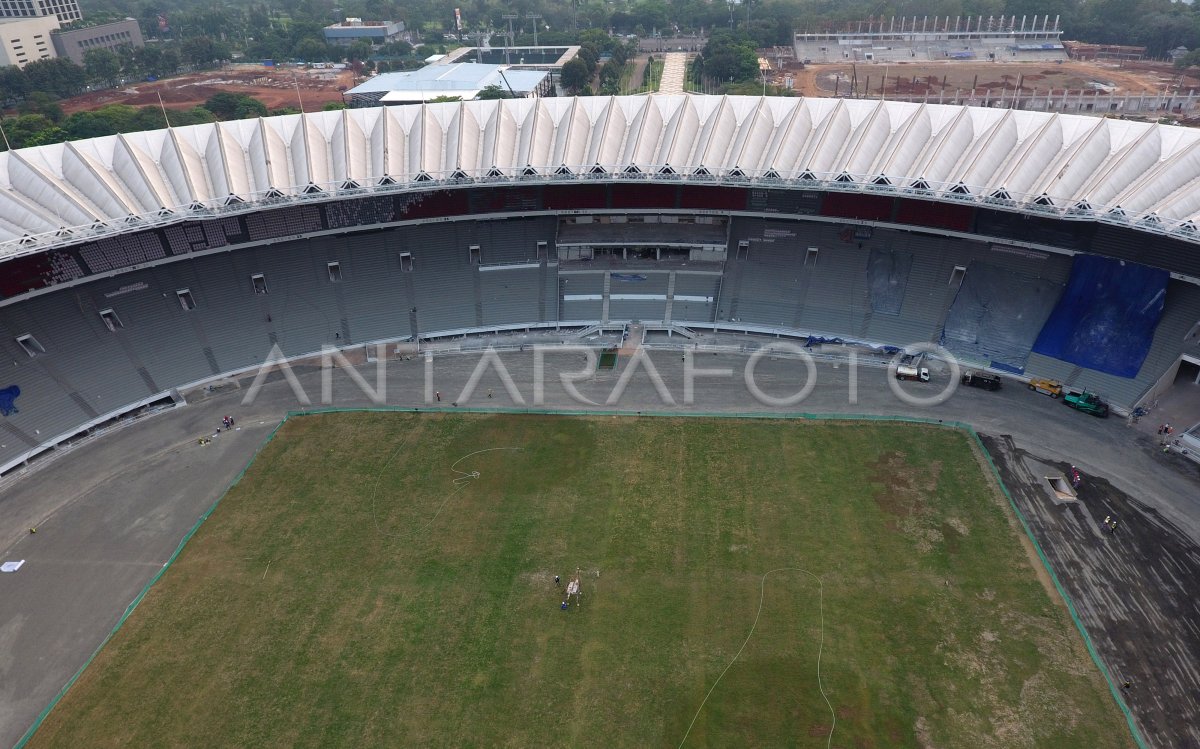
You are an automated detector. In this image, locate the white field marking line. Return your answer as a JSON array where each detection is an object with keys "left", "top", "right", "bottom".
[
  {"left": 677, "top": 567, "right": 834, "bottom": 749},
  {"left": 370, "top": 444, "right": 523, "bottom": 539}
]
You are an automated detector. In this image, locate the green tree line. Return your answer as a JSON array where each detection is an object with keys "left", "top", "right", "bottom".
[
  {"left": 0, "top": 93, "right": 347, "bottom": 152},
  {"left": 64, "top": 0, "right": 1200, "bottom": 59}
]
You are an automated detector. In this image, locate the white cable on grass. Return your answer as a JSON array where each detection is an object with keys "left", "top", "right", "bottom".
[
  {"left": 677, "top": 567, "right": 835, "bottom": 749},
  {"left": 370, "top": 444, "right": 522, "bottom": 539}
]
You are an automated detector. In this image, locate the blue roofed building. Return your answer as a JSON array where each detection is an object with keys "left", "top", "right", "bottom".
[{"left": 344, "top": 62, "right": 552, "bottom": 106}]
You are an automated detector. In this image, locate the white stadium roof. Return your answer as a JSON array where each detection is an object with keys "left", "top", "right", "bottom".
[{"left": 3, "top": 94, "right": 1200, "bottom": 257}]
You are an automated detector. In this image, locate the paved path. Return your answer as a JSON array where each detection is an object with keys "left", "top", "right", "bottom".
[
  {"left": 627, "top": 56, "right": 649, "bottom": 93},
  {"left": 659, "top": 52, "right": 688, "bottom": 94},
  {"left": 2, "top": 339, "right": 1198, "bottom": 747}
]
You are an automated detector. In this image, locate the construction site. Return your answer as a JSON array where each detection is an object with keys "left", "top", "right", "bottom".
[
  {"left": 59, "top": 64, "right": 356, "bottom": 115},
  {"left": 777, "top": 59, "right": 1200, "bottom": 121}
]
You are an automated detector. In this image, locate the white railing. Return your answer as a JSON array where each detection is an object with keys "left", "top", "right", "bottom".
[{"left": 3, "top": 166, "right": 1199, "bottom": 260}]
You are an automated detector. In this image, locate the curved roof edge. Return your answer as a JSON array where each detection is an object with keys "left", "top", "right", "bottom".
[{"left": 2, "top": 94, "right": 1200, "bottom": 257}]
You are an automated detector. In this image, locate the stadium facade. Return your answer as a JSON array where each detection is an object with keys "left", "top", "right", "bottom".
[{"left": 0, "top": 94, "right": 1198, "bottom": 475}]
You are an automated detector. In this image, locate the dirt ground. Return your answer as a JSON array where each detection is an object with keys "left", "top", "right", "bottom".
[
  {"left": 785, "top": 59, "right": 1200, "bottom": 98},
  {"left": 979, "top": 433, "right": 1200, "bottom": 749},
  {"left": 59, "top": 65, "right": 359, "bottom": 115}
]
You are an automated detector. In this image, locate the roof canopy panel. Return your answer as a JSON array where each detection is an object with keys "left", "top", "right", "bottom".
[{"left": 3, "top": 95, "right": 1200, "bottom": 257}]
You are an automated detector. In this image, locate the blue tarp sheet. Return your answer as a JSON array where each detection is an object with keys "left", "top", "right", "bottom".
[
  {"left": 1031, "top": 255, "right": 1168, "bottom": 378},
  {"left": 0, "top": 385, "right": 19, "bottom": 416}
]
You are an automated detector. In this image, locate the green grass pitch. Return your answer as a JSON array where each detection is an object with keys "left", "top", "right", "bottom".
[{"left": 29, "top": 413, "right": 1132, "bottom": 748}]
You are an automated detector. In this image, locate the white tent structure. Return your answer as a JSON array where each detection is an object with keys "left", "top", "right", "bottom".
[{"left": 4, "top": 94, "right": 1200, "bottom": 258}]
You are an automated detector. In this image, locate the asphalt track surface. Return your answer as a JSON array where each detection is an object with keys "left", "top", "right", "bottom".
[{"left": 1, "top": 345, "right": 1198, "bottom": 748}]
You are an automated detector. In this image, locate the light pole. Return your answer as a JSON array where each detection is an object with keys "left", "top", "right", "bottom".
[{"left": 526, "top": 13, "right": 542, "bottom": 47}]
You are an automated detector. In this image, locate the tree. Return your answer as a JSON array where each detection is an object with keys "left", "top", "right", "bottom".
[
  {"left": 378, "top": 41, "right": 413, "bottom": 57},
  {"left": 1176, "top": 48, "right": 1200, "bottom": 69},
  {"left": 65, "top": 105, "right": 148, "bottom": 138},
  {"left": 20, "top": 58, "right": 87, "bottom": 99},
  {"left": 131, "top": 107, "right": 169, "bottom": 131},
  {"left": 18, "top": 92, "right": 63, "bottom": 123},
  {"left": 560, "top": 57, "right": 590, "bottom": 94},
  {"left": 63, "top": 110, "right": 119, "bottom": 140},
  {"left": 0, "top": 65, "right": 28, "bottom": 104},
  {"left": 599, "top": 58, "right": 623, "bottom": 94},
  {"left": 180, "top": 36, "right": 229, "bottom": 69},
  {"left": 322, "top": 101, "right": 348, "bottom": 110},
  {"left": 172, "top": 107, "right": 219, "bottom": 126},
  {"left": 476, "top": 84, "right": 511, "bottom": 99},
  {"left": 4, "top": 114, "right": 66, "bottom": 149},
  {"left": 695, "top": 30, "right": 759, "bottom": 85},
  {"left": 234, "top": 97, "right": 269, "bottom": 118},
  {"left": 149, "top": 47, "right": 182, "bottom": 78},
  {"left": 346, "top": 40, "right": 373, "bottom": 63},
  {"left": 204, "top": 92, "right": 268, "bottom": 120},
  {"left": 295, "top": 37, "right": 333, "bottom": 63},
  {"left": 84, "top": 48, "right": 122, "bottom": 87}
]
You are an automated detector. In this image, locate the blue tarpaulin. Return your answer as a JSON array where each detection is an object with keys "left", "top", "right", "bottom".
[
  {"left": 1031, "top": 255, "right": 1168, "bottom": 378},
  {"left": 0, "top": 385, "right": 19, "bottom": 416}
]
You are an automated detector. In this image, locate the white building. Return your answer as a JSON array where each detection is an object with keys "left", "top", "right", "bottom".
[
  {"left": 344, "top": 63, "right": 552, "bottom": 107},
  {"left": 0, "top": 14, "right": 59, "bottom": 68}
]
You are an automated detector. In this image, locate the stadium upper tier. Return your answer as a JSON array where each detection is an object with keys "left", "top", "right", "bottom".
[{"left": 3, "top": 94, "right": 1200, "bottom": 256}]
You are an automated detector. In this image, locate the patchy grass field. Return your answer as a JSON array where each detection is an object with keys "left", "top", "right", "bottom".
[{"left": 28, "top": 414, "right": 1131, "bottom": 748}]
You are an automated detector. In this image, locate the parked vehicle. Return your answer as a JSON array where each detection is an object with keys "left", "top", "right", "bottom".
[
  {"left": 1063, "top": 390, "right": 1109, "bottom": 417},
  {"left": 961, "top": 370, "right": 1002, "bottom": 391},
  {"left": 1027, "top": 377, "right": 1063, "bottom": 398},
  {"left": 896, "top": 364, "right": 930, "bottom": 382}
]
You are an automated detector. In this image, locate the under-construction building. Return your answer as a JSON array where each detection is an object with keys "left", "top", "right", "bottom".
[{"left": 794, "top": 15, "right": 1065, "bottom": 64}]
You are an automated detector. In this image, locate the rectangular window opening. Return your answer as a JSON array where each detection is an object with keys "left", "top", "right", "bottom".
[
  {"left": 99, "top": 308, "right": 123, "bottom": 331},
  {"left": 805, "top": 247, "right": 819, "bottom": 267},
  {"left": 469, "top": 245, "right": 481, "bottom": 265},
  {"left": 327, "top": 261, "right": 342, "bottom": 282},
  {"left": 16, "top": 333, "right": 44, "bottom": 357},
  {"left": 177, "top": 288, "right": 196, "bottom": 310},
  {"left": 536, "top": 241, "right": 547, "bottom": 260},
  {"left": 399, "top": 252, "right": 413, "bottom": 272},
  {"left": 949, "top": 265, "right": 967, "bottom": 287},
  {"left": 736, "top": 240, "right": 750, "bottom": 261},
  {"left": 251, "top": 273, "right": 268, "bottom": 294}
]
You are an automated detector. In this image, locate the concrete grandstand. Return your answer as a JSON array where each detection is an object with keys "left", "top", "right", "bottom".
[
  {"left": 2, "top": 94, "right": 1200, "bottom": 749},
  {"left": 794, "top": 14, "right": 1065, "bottom": 63},
  {"left": 0, "top": 94, "right": 1199, "bottom": 480}
]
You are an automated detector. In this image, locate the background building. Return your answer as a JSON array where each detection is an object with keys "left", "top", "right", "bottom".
[
  {"left": 345, "top": 62, "right": 551, "bottom": 106},
  {"left": 323, "top": 17, "right": 404, "bottom": 47},
  {"left": 0, "top": 0, "right": 79, "bottom": 24},
  {"left": 51, "top": 17, "right": 142, "bottom": 65},
  {"left": 0, "top": 14, "right": 58, "bottom": 68},
  {"left": 794, "top": 14, "right": 1064, "bottom": 63}
]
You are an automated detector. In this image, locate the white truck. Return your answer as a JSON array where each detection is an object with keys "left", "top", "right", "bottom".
[{"left": 895, "top": 364, "right": 930, "bottom": 382}]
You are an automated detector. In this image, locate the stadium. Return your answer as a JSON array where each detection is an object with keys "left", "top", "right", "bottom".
[{"left": 0, "top": 94, "right": 1198, "bottom": 747}]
